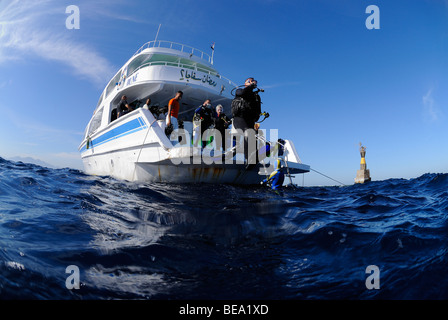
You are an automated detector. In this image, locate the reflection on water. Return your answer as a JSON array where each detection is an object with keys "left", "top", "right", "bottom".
[{"left": 76, "top": 178, "right": 297, "bottom": 299}]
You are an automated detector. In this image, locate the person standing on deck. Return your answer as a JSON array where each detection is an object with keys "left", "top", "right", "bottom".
[{"left": 166, "top": 91, "right": 183, "bottom": 130}]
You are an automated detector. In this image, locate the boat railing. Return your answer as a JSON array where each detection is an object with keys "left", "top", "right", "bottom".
[
  {"left": 133, "top": 40, "right": 213, "bottom": 64},
  {"left": 129, "top": 60, "right": 238, "bottom": 88}
]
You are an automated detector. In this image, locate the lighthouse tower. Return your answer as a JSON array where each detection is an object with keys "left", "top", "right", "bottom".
[{"left": 355, "top": 143, "right": 371, "bottom": 184}]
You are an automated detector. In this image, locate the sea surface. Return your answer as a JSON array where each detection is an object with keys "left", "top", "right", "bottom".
[{"left": 1, "top": 156, "right": 448, "bottom": 300}]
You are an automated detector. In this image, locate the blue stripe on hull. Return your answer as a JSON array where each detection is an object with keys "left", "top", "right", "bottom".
[{"left": 80, "top": 117, "right": 147, "bottom": 153}]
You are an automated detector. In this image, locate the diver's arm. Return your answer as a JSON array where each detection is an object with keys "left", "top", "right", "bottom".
[{"left": 240, "top": 84, "right": 256, "bottom": 97}]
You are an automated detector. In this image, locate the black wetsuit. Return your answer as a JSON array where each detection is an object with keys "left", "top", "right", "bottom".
[
  {"left": 194, "top": 105, "right": 214, "bottom": 130},
  {"left": 231, "top": 84, "right": 262, "bottom": 165},
  {"left": 214, "top": 112, "right": 231, "bottom": 133},
  {"left": 232, "top": 84, "right": 261, "bottom": 130},
  {"left": 214, "top": 112, "right": 231, "bottom": 150},
  {"left": 194, "top": 105, "right": 214, "bottom": 147}
]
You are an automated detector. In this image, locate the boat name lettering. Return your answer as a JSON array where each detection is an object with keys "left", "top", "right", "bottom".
[
  {"left": 180, "top": 69, "right": 217, "bottom": 87},
  {"left": 126, "top": 72, "right": 139, "bottom": 87}
]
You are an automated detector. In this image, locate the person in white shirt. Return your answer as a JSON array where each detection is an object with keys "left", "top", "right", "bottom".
[{"left": 142, "top": 98, "right": 151, "bottom": 110}]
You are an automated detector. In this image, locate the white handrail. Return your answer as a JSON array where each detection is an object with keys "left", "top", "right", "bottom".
[{"left": 133, "top": 40, "right": 213, "bottom": 64}]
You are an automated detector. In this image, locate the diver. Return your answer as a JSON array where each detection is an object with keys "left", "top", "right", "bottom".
[
  {"left": 193, "top": 99, "right": 214, "bottom": 147},
  {"left": 213, "top": 104, "right": 231, "bottom": 151},
  {"left": 231, "top": 77, "right": 263, "bottom": 167},
  {"left": 232, "top": 78, "right": 261, "bottom": 131},
  {"left": 261, "top": 159, "right": 285, "bottom": 191}
]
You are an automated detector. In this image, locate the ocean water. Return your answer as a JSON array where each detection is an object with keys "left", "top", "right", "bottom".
[{"left": 1, "top": 156, "right": 447, "bottom": 300}]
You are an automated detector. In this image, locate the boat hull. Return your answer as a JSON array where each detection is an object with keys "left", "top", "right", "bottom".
[
  {"left": 83, "top": 157, "right": 262, "bottom": 184},
  {"left": 80, "top": 109, "right": 309, "bottom": 184}
]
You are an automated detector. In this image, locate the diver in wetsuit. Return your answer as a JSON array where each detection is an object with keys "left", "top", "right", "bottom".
[
  {"left": 261, "top": 159, "right": 285, "bottom": 191},
  {"left": 232, "top": 78, "right": 261, "bottom": 132},
  {"left": 231, "top": 77, "right": 262, "bottom": 165},
  {"left": 213, "top": 104, "right": 231, "bottom": 151},
  {"left": 193, "top": 99, "right": 214, "bottom": 147}
]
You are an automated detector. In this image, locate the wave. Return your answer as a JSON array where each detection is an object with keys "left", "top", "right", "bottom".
[{"left": 1, "top": 157, "right": 447, "bottom": 299}]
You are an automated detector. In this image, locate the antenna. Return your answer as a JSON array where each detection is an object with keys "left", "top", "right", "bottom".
[
  {"left": 210, "top": 42, "right": 215, "bottom": 65},
  {"left": 154, "top": 24, "right": 161, "bottom": 43}
]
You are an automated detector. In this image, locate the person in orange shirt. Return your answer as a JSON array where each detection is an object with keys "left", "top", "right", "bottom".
[{"left": 166, "top": 91, "right": 183, "bottom": 130}]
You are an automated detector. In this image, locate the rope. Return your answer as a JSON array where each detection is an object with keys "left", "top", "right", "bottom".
[
  {"left": 254, "top": 134, "right": 345, "bottom": 187},
  {"left": 310, "top": 168, "right": 346, "bottom": 186}
]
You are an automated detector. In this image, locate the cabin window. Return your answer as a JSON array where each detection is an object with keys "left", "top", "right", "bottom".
[
  {"left": 127, "top": 54, "right": 152, "bottom": 75},
  {"left": 83, "top": 123, "right": 90, "bottom": 140},
  {"left": 150, "top": 54, "right": 179, "bottom": 65},
  {"left": 105, "top": 71, "right": 122, "bottom": 98},
  {"left": 88, "top": 107, "right": 103, "bottom": 136},
  {"left": 196, "top": 63, "right": 218, "bottom": 76},
  {"left": 96, "top": 92, "right": 104, "bottom": 109},
  {"left": 125, "top": 53, "right": 219, "bottom": 77}
]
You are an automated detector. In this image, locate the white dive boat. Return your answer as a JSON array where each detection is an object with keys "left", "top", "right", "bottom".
[{"left": 78, "top": 40, "right": 310, "bottom": 184}]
